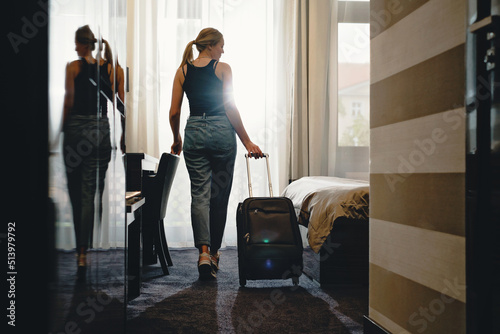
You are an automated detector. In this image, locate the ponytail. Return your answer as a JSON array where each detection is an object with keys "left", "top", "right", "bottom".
[
  {"left": 179, "top": 40, "right": 196, "bottom": 69},
  {"left": 100, "top": 38, "right": 113, "bottom": 65}
]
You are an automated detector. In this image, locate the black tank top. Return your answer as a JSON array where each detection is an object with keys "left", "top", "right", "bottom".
[
  {"left": 182, "top": 59, "right": 225, "bottom": 116},
  {"left": 72, "top": 58, "right": 110, "bottom": 116}
]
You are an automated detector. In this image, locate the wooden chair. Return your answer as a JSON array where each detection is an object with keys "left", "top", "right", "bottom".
[{"left": 141, "top": 153, "right": 180, "bottom": 275}]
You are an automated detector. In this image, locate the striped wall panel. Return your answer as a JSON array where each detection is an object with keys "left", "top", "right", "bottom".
[
  {"left": 370, "top": 0, "right": 429, "bottom": 38},
  {"left": 371, "top": 0, "right": 465, "bottom": 84},
  {"left": 369, "top": 0, "right": 466, "bottom": 333}
]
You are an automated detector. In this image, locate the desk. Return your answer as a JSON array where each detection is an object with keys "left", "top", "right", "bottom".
[
  {"left": 125, "top": 153, "right": 159, "bottom": 265},
  {"left": 126, "top": 194, "right": 145, "bottom": 302},
  {"left": 125, "top": 154, "right": 159, "bottom": 302}
]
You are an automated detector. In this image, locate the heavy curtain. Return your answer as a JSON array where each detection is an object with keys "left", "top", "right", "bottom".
[
  {"left": 125, "top": 0, "right": 160, "bottom": 157},
  {"left": 288, "top": 0, "right": 338, "bottom": 179}
]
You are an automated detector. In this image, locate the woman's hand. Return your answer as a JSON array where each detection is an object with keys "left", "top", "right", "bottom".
[
  {"left": 245, "top": 141, "right": 263, "bottom": 159},
  {"left": 171, "top": 135, "right": 183, "bottom": 155}
]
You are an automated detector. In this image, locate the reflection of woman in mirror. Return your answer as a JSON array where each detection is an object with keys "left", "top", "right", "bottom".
[{"left": 62, "top": 25, "right": 114, "bottom": 281}]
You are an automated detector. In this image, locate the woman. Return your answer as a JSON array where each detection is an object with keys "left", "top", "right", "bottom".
[
  {"left": 169, "top": 27, "right": 263, "bottom": 280},
  {"left": 62, "top": 25, "right": 114, "bottom": 281}
]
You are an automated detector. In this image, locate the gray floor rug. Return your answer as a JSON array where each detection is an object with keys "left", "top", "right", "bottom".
[{"left": 126, "top": 247, "right": 368, "bottom": 334}]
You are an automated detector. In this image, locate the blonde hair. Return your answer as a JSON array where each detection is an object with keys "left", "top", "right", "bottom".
[
  {"left": 99, "top": 39, "right": 113, "bottom": 65},
  {"left": 75, "top": 25, "right": 97, "bottom": 51},
  {"left": 179, "top": 27, "right": 223, "bottom": 68},
  {"left": 75, "top": 25, "right": 113, "bottom": 65}
]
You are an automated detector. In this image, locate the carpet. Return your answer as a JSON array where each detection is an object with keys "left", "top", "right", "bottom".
[
  {"left": 126, "top": 247, "right": 368, "bottom": 334},
  {"left": 49, "top": 249, "right": 127, "bottom": 334}
]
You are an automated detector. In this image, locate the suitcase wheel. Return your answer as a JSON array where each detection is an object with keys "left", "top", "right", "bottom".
[
  {"left": 239, "top": 276, "right": 247, "bottom": 287},
  {"left": 238, "top": 258, "right": 246, "bottom": 287}
]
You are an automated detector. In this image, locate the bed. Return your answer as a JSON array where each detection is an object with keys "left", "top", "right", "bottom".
[{"left": 281, "top": 176, "right": 369, "bottom": 286}]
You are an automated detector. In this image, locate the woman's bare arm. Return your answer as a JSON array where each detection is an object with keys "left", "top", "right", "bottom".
[
  {"left": 169, "top": 67, "right": 185, "bottom": 155},
  {"left": 219, "top": 62, "right": 262, "bottom": 158}
]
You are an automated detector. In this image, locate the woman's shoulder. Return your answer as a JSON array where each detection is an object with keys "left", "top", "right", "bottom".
[
  {"left": 174, "top": 66, "right": 187, "bottom": 86},
  {"left": 67, "top": 59, "right": 81, "bottom": 68},
  {"left": 99, "top": 59, "right": 113, "bottom": 72},
  {"left": 216, "top": 61, "right": 231, "bottom": 70},
  {"left": 213, "top": 61, "right": 231, "bottom": 81},
  {"left": 215, "top": 61, "right": 232, "bottom": 76},
  {"left": 176, "top": 65, "right": 188, "bottom": 76},
  {"left": 66, "top": 60, "right": 82, "bottom": 76}
]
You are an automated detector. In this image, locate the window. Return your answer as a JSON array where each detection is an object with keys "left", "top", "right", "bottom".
[
  {"left": 336, "top": 0, "right": 369, "bottom": 180},
  {"left": 337, "top": 1, "right": 370, "bottom": 147}
]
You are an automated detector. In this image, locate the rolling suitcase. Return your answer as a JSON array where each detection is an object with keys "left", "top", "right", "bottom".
[{"left": 236, "top": 153, "right": 303, "bottom": 287}]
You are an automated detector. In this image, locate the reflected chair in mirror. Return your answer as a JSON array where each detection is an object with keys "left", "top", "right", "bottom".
[{"left": 141, "top": 153, "right": 180, "bottom": 275}]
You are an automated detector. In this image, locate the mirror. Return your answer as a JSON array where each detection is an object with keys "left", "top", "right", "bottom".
[{"left": 47, "top": 1, "right": 127, "bottom": 332}]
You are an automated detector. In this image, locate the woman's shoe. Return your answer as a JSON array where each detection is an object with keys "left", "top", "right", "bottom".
[
  {"left": 76, "top": 253, "right": 87, "bottom": 282},
  {"left": 210, "top": 251, "right": 220, "bottom": 272},
  {"left": 198, "top": 252, "right": 216, "bottom": 280},
  {"left": 77, "top": 253, "right": 87, "bottom": 267}
]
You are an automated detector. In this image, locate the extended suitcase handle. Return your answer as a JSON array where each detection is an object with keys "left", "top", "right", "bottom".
[{"left": 244, "top": 153, "right": 273, "bottom": 198}]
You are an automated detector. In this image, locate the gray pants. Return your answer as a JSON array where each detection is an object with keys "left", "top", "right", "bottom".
[
  {"left": 63, "top": 115, "right": 111, "bottom": 250},
  {"left": 183, "top": 114, "right": 237, "bottom": 251}
]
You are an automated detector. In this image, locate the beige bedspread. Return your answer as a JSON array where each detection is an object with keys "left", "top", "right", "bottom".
[{"left": 282, "top": 176, "right": 369, "bottom": 253}]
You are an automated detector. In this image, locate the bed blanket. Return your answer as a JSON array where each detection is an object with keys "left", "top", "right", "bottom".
[{"left": 282, "top": 176, "right": 369, "bottom": 253}]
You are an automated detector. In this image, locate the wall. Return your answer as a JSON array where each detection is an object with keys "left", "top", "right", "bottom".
[
  {"left": 5, "top": 1, "right": 50, "bottom": 331},
  {"left": 369, "top": 0, "right": 466, "bottom": 333}
]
